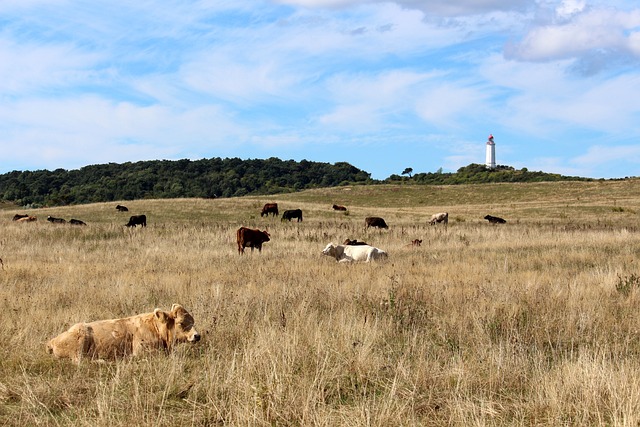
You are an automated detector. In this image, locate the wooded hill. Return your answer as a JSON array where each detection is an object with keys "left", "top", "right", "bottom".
[
  {"left": 0, "top": 157, "right": 372, "bottom": 207},
  {"left": 0, "top": 157, "right": 593, "bottom": 207}
]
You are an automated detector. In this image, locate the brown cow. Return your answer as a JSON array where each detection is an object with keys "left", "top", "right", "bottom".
[
  {"left": 12, "top": 214, "right": 29, "bottom": 221},
  {"left": 47, "top": 303, "right": 200, "bottom": 363},
  {"left": 365, "top": 216, "right": 388, "bottom": 229},
  {"left": 126, "top": 214, "right": 147, "bottom": 227},
  {"left": 261, "top": 203, "right": 279, "bottom": 217},
  {"left": 343, "top": 239, "right": 369, "bottom": 246},
  {"left": 16, "top": 215, "right": 37, "bottom": 222},
  {"left": 484, "top": 215, "right": 506, "bottom": 224},
  {"left": 237, "top": 227, "right": 271, "bottom": 254},
  {"left": 332, "top": 204, "right": 347, "bottom": 211}
]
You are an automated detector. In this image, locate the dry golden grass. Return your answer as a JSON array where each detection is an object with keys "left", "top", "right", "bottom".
[{"left": 1, "top": 181, "right": 640, "bottom": 426}]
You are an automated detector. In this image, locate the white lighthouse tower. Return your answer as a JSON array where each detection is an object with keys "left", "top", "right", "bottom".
[{"left": 485, "top": 134, "right": 496, "bottom": 169}]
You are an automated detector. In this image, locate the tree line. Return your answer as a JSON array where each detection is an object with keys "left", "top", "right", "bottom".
[
  {"left": 0, "top": 157, "right": 372, "bottom": 207},
  {"left": 385, "top": 163, "right": 593, "bottom": 185}
]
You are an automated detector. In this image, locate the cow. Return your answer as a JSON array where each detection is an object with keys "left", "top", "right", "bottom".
[
  {"left": 116, "top": 205, "right": 128, "bottom": 212},
  {"left": 46, "top": 303, "right": 200, "bottom": 363},
  {"left": 237, "top": 227, "right": 271, "bottom": 255},
  {"left": 365, "top": 216, "right": 388, "bottom": 229},
  {"left": 343, "top": 239, "right": 369, "bottom": 246},
  {"left": 70, "top": 219, "right": 87, "bottom": 226},
  {"left": 322, "top": 243, "right": 388, "bottom": 263},
  {"left": 12, "top": 214, "right": 29, "bottom": 221},
  {"left": 125, "top": 214, "right": 147, "bottom": 227},
  {"left": 281, "top": 209, "right": 303, "bottom": 222},
  {"left": 332, "top": 204, "right": 347, "bottom": 211},
  {"left": 429, "top": 212, "right": 449, "bottom": 226},
  {"left": 16, "top": 215, "right": 37, "bottom": 222},
  {"left": 261, "top": 203, "right": 279, "bottom": 217},
  {"left": 47, "top": 216, "right": 66, "bottom": 224},
  {"left": 484, "top": 215, "right": 507, "bottom": 224}
]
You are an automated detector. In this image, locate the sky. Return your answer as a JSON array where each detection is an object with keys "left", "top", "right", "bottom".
[{"left": 1, "top": 0, "right": 639, "bottom": 180}]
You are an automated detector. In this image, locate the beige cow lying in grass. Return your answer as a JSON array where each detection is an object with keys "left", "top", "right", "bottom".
[
  {"left": 47, "top": 303, "right": 200, "bottom": 363},
  {"left": 322, "top": 242, "right": 388, "bottom": 263}
]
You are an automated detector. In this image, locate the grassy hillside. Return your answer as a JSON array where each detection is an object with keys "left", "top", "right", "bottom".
[{"left": 1, "top": 180, "right": 640, "bottom": 425}]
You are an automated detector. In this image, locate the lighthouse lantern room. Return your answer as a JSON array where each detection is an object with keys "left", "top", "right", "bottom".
[{"left": 486, "top": 134, "right": 496, "bottom": 169}]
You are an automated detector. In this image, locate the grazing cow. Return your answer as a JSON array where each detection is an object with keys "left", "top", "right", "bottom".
[
  {"left": 429, "top": 212, "right": 449, "bottom": 226},
  {"left": 411, "top": 239, "right": 422, "bottom": 247},
  {"left": 47, "top": 216, "right": 66, "bottom": 224},
  {"left": 332, "top": 204, "right": 348, "bottom": 211},
  {"left": 16, "top": 215, "right": 37, "bottom": 222},
  {"left": 116, "top": 205, "right": 129, "bottom": 212},
  {"left": 322, "top": 243, "right": 388, "bottom": 263},
  {"left": 125, "top": 214, "right": 147, "bottom": 227},
  {"left": 484, "top": 215, "right": 507, "bottom": 224},
  {"left": 365, "top": 216, "right": 388, "bottom": 229},
  {"left": 261, "top": 203, "right": 279, "bottom": 217},
  {"left": 46, "top": 303, "right": 200, "bottom": 363},
  {"left": 343, "top": 239, "right": 369, "bottom": 246},
  {"left": 281, "top": 209, "right": 303, "bottom": 222},
  {"left": 236, "top": 227, "right": 271, "bottom": 255},
  {"left": 12, "top": 214, "right": 29, "bottom": 221},
  {"left": 70, "top": 219, "right": 87, "bottom": 226}
]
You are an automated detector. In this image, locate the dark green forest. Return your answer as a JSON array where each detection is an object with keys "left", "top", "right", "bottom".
[
  {"left": 0, "top": 158, "right": 371, "bottom": 207},
  {"left": 0, "top": 157, "right": 593, "bottom": 207}
]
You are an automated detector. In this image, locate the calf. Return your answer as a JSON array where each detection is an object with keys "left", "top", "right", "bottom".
[
  {"left": 47, "top": 303, "right": 200, "bottom": 363},
  {"left": 126, "top": 214, "right": 147, "bottom": 227},
  {"left": 16, "top": 215, "right": 37, "bottom": 222},
  {"left": 281, "top": 209, "right": 303, "bottom": 222},
  {"left": 332, "top": 204, "right": 347, "bottom": 211},
  {"left": 410, "top": 239, "right": 422, "bottom": 247},
  {"left": 12, "top": 214, "right": 29, "bottom": 221},
  {"left": 365, "top": 216, "right": 388, "bottom": 229},
  {"left": 236, "top": 227, "right": 271, "bottom": 255},
  {"left": 70, "top": 219, "right": 87, "bottom": 226},
  {"left": 116, "top": 205, "right": 129, "bottom": 212},
  {"left": 484, "top": 215, "right": 506, "bottom": 224},
  {"left": 47, "top": 216, "right": 66, "bottom": 224}
]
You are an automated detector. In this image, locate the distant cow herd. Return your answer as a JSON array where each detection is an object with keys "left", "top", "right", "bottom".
[
  {"left": 10, "top": 204, "right": 150, "bottom": 229},
  {"left": 10, "top": 201, "right": 507, "bottom": 264}
]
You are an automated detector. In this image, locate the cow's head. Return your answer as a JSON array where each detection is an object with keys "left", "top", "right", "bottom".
[
  {"left": 322, "top": 243, "right": 342, "bottom": 259},
  {"left": 154, "top": 304, "right": 200, "bottom": 345}
]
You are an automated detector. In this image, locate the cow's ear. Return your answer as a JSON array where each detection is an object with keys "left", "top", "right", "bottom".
[{"left": 154, "top": 309, "right": 169, "bottom": 323}]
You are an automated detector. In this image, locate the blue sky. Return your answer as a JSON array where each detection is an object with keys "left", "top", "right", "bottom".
[{"left": 1, "top": 0, "right": 639, "bottom": 180}]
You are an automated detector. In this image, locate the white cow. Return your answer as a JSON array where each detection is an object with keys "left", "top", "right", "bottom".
[
  {"left": 429, "top": 212, "right": 448, "bottom": 226},
  {"left": 322, "top": 243, "right": 388, "bottom": 263}
]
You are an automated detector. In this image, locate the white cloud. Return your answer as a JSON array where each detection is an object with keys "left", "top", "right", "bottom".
[
  {"left": 507, "top": 6, "right": 640, "bottom": 63},
  {"left": 556, "top": 0, "right": 586, "bottom": 19},
  {"left": 572, "top": 145, "right": 640, "bottom": 167}
]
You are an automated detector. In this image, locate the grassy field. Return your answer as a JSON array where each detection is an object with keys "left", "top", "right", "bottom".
[{"left": 1, "top": 180, "right": 640, "bottom": 426}]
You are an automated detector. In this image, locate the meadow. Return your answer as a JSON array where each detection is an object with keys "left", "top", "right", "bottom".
[{"left": 1, "top": 180, "right": 640, "bottom": 426}]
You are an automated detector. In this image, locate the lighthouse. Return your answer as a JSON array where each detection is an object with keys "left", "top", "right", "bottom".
[{"left": 485, "top": 134, "right": 496, "bottom": 169}]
